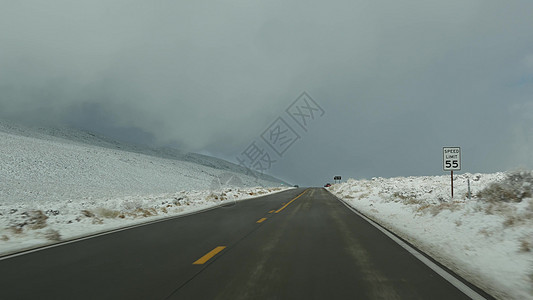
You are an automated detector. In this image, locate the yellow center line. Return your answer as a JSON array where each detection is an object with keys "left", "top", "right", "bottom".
[
  {"left": 193, "top": 246, "right": 226, "bottom": 265},
  {"left": 275, "top": 190, "right": 307, "bottom": 213},
  {"left": 268, "top": 210, "right": 275, "bottom": 213},
  {"left": 257, "top": 218, "right": 267, "bottom": 223}
]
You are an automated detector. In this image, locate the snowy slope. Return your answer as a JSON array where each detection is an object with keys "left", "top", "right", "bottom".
[
  {"left": 0, "top": 120, "right": 284, "bottom": 185},
  {"left": 0, "top": 121, "right": 289, "bottom": 255},
  {"left": 328, "top": 172, "right": 533, "bottom": 300}
]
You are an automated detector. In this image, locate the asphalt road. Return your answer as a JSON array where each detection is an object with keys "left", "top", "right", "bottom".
[{"left": 0, "top": 188, "right": 491, "bottom": 299}]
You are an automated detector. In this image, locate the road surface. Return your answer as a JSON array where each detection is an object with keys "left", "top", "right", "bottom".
[{"left": 0, "top": 188, "right": 492, "bottom": 299}]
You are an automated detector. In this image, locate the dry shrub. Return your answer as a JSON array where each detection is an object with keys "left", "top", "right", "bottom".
[
  {"left": 81, "top": 210, "right": 95, "bottom": 218},
  {"left": 477, "top": 171, "right": 533, "bottom": 203},
  {"left": 392, "top": 192, "right": 423, "bottom": 205},
  {"left": 417, "top": 202, "right": 461, "bottom": 216},
  {"left": 405, "top": 198, "right": 424, "bottom": 206},
  {"left": 416, "top": 204, "right": 432, "bottom": 213},
  {"left": 429, "top": 205, "right": 443, "bottom": 217},
  {"left": 79, "top": 209, "right": 103, "bottom": 224},
  {"left": 44, "top": 229, "right": 61, "bottom": 242},
  {"left": 482, "top": 201, "right": 521, "bottom": 227},
  {"left": 520, "top": 239, "right": 531, "bottom": 252},
  {"left": 358, "top": 193, "right": 370, "bottom": 200},
  {"left": 478, "top": 184, "right": 523, "bottom": 202},
  {"left": 1, "top": 235, "right": 9, "bottom": 241},
  {"left": 10, "top": 210, "right": 49, "bottom": 232},
  {"left": 206, "top": 193, "right": 220, "bottom": 200},
  {"left": 392, "top": 192, "right": 413, "bottom": 201},
  {"left": 10, "top": 227, "right": 23, "bottom": 234},
  {"left": 26, "top": 210, "right": 48, "bottom": 230},
  {"left": 484, "top": 204, "right": 495, "bottom": 215},
  {"left": 133, "top": 208, "right": 157, "bottom": 218},
  {"left": 95, "top": 208, "right": 120, "bottom": 219},
  {"left": 503, "top": 216, "right": 517, "bottom": 228},
  {"left": 479, "top": 228, "right": 493, "bottom": 237}
]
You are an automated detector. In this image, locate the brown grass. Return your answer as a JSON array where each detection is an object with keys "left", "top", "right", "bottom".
[
  {"left": 95, "top": 208, "right": 120, "bottom": 219},
  {"left": 477, "top": 171, "right": 533, "bottom": 203},
  {"left": 520, "top": 239, "right": 531, "bottom": 252},
  {"left": 503, "top": 216, "right": 517, "bottom": 228},
  {"left": 391, "top": 192, "right": 424, "bottom": 206},
  {"left": 81, "top": 210, "right": 95, "bottom": 218},
  {"left": 26, "top": 210, "right": 48, "bottom": 230},
  {"left": 132, "top": 208, "right": 158, "bottom": 218},
  {"left": 358, "top": 193, "right": 370, "bottom": 199},
  {"left": 416, "top": 204, "right": 432, "bottom": 213},
  {"left": 416, "top": 201, "right": 462, "bottom": 216},
  {"left": 9, "top": 226, "right": 23, "bottom": 234},
  {"left": 44, "top": 229, "right": 61, "bottom": 242},
  {"left": 479, "top": 228, "right": 492, "bottom": 237}
]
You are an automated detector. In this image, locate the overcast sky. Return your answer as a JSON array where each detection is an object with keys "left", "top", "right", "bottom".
[{"left": 1, "top": 1, "right": 533, "bottom": 186}]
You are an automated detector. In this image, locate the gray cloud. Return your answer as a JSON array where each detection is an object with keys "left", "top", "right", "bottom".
[{"left": 1, "top": 1, "right": 533, "bottom": 185}]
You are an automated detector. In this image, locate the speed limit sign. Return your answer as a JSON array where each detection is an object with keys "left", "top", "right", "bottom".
[{"left": 443, "top": 147, "right": 461, "bottom": 171}]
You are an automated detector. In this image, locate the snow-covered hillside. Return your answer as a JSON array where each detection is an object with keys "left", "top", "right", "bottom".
[
  {"left": 328, "top": 172, "right": 533, "bottom": 300},
  {"left": 0, "top": 121, "right": 288, "bottom": 255}
]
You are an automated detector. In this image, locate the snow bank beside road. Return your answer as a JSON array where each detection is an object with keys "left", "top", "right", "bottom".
[
  {"left": 328, "top": 172, "right": 533, "bottom": 300},
  {"left": 0, "top": 187, "right": 287, "bottom": 256},
  {"left": 0, "top": 122, "right": 288, "bottom": 256}
]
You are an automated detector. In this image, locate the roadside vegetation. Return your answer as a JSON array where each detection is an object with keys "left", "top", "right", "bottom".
[
  {"left": 0, "top": 187, "right": 286, "bottom": 255},
  {"left": 329, "top": 171, "right": 533, "bottom": 300}
]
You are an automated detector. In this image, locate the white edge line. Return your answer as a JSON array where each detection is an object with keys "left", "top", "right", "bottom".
[
  {"left": 334, "top": 195, "right": 487, "bottom": 300},
  {"left": 0, "top": 188, "right": 293, "bottom": 261}
]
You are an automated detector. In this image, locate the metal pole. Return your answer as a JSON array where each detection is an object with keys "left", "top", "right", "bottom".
[
  {"left": 451, "top": 170, "right": 454, "bottom": 198},
  {"left": 467, "top": 178, "right": 471, "bottom": 199}
]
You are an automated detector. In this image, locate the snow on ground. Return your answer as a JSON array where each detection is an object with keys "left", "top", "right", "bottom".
[
  {"left": 0, "top": 187, "right": 286, "bottom": 256},
  {"left": 328, "top": 172, "right": 533, "bottom": 300},
  {"left": 0, "top": 122, "right": 289, "bottom": 256}
]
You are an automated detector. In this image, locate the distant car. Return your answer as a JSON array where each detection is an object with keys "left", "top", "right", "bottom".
[
  {"left": 293, "top": 185, "right": 299, "bottom": 188},
  {"left": 324, "top": 183, "right": 331, "bottom": 187}
]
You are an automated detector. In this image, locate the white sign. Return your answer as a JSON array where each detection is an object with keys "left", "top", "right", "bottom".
[{"left": 443, "top": 147, "right": 461, "bottom": 171}]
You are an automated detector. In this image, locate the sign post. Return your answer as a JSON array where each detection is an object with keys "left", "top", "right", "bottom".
[
  {"left": 443, "top": 147, "right": 461, "bottom": 198},
  {"left": 334, "top": 176, "right": 342, "bottom": 184}
]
